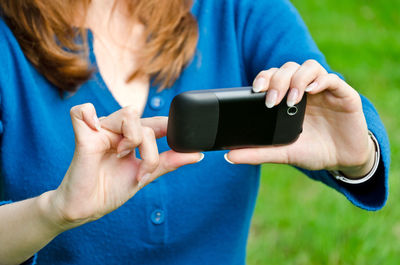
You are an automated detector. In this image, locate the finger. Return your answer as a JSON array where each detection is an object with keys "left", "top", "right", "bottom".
[
  {"left": 70, "top": 103, "right": 101, "bottom": 142},
  {"left": 267, "top": 62, "right": 301, "bottom": 108},
  {"left": 135, "top": 127, "right": 160, "bottom": 180},
  {"left": 252, "top": 68, "right": 279, "bottom": 93},
  {"left": 288, "top": 59, "right": 327, "bottom": 107},
  {"left": 100, "top": 106, "right": 143, "bottom": 152},
  {"left": 140, "top": 116, "right": 168, "bottom": 138},
  {"left": 101, "top": 112, "right": 167, "bottom": 139},
  {"left": 117, "top": 116, "right": 168, "bottom": 155},
  {"left": 137, "top": 151, "right": 204, "bottom": 190},
  {"left": 307, "top": 73, "right": 357, "bottom": 99},
  {"left": 226, "top": 146, "right": 291, "bottom": 165}
]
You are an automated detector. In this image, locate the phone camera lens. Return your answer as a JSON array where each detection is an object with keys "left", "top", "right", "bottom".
[{"left": 287, "top": 106, "right": 298, "bottom": 116}]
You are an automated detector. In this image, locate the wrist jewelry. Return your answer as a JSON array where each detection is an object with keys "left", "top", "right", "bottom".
[{"left": 329, "top": 131, "right": 380, "bottom": 184}]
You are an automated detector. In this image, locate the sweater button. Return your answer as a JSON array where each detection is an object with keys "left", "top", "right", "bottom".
[
  {"left": 151, "top": 209, "right": 165, "bottom": 225},
  {"left": 149, "top": 96, "right": 164, "bottom": 110}
]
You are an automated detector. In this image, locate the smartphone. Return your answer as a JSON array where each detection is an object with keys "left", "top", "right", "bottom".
[{"left": 167, "top": 87, "right": 306, "bottom": 152}]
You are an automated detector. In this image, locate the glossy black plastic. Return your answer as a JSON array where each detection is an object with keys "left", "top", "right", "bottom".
[{"left": 167, "top": 87, "right": 306, "bottom": 152}]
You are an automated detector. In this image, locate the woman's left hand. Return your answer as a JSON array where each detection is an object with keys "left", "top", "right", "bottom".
[{"left": 225, "top": 60, "right": 376, "bottom": 178}]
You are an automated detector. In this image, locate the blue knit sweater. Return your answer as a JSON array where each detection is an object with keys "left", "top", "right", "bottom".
[{"left": 0, "top": 0, "right": 390, "bottom": 264}]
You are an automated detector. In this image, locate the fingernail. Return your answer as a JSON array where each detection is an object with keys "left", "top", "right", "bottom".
[
  {"left": 117, "top": 149, "right": 132, "bottom": 159},
  {"left": 253, "top": 77, "right": 266, "bottom": 92},
  {"left": 138, "top": 173, "right": 151, "bottom": 189},
  {"left": 305, "top": 82, "right": 318, "bottom": 92},
  {"left": 94, "top": 115, "right": 101, "bottom": 131},
  {"left": 287, "top": 88, "right": 299, "bottom": 107},
  {"left": 197, "top": 153, "right": 205, "bottom": 163},
  {"left": 224, "top": 153, "right": 235, "bottom": 164},
  {"left": 118, "top": 141, "right": 133, "bottom": 154},
  {"left": 265, "top": 90, "right": 278, "bottom": 108}
]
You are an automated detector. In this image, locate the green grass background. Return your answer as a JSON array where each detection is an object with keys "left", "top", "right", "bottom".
[{"left": 247, "top": 0, "right": 400, "bottom": 264}]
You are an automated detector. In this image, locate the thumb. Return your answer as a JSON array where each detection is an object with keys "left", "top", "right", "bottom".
[
  {"left": 70, "top": 103, "right": 100, "bottom": 140},
  {"left": 226, "top": 146, "right": 290, "bottom": 165},
  {"left": 137, "top": 150, "right": 204, "bottom": 189}
]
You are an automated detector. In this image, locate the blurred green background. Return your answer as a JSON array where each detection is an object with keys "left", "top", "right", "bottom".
[{"left": 247, "top": 0, "right": 400, "bottom": 264}]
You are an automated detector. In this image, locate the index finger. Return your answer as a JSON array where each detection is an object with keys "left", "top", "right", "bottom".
[
  {"left": 100, "top": 105, "right": 168, "bottom": 139},
  {"left": 140, "top": 116, "right": 168, "bottom": 138}
]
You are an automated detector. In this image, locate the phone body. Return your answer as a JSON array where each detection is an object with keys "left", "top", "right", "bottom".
[{"left": 167, "top": 87, "right": 306, "bottom": 152}]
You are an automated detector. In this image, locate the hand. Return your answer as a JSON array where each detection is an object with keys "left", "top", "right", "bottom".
[
  {"left": 226, "top": 60, "right": 376, "bottom": 178},
  {"left": 49, "top": 104, "right": 202, "bottom": 230}
]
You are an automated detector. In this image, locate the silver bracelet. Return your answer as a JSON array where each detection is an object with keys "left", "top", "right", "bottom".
[{"left": 329, "top": 131, "right": 380, "bottom": 184}]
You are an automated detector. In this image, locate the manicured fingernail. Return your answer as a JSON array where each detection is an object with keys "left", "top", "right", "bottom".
[
  {"left": 197, "top": 153, "right": 205, "bottom": 162},
  {"left": 305, "top": 82, "right": 318, "bottom": 92},
  {"left": 224, "top": 153, "right": 235, "bottom": 164},
  {"left": 265, "top": 90, "right": 278, "bottom": 108},
  {"left": 138, "top": 173, "right": 151, "bottom": 189},
  {"left": 117, "top": 149, "right": 132, "bottom": 159},
  {"left": 253, "top": 77, "right": 266, "bottom": 92},
  {"left": 287, "top": 88, "right": 299, "bottom": 107},
  {"left": 94, "top": 115, "right": 101, "bottom": 131}
]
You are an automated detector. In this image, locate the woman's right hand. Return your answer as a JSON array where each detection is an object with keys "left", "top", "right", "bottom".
[{"left": 47, "top": 103, "right": 202, "bottom": 231}]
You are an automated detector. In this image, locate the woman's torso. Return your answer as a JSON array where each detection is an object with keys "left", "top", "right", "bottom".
[{"left": 0, "top": 1, "right": 263, "bottom": 264}]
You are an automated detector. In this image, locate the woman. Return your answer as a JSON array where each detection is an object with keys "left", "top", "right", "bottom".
[{"left": 0, "top": 0, "right": 389, "bottom": 264}]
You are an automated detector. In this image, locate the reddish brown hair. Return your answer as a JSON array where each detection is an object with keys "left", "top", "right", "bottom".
[{"left": 0, "top": 0, "right": 198, "bottom": 92}]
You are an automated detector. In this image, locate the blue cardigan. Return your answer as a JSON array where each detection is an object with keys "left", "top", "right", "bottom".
[{"left": 0, "top": 0, "right": 390, "bottom": 264}]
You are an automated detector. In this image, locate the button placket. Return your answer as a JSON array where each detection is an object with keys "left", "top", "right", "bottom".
[
  {"left": 140, "top": 87, "right": 171, "bottom": 245},
  {"left": 142, "top": 173, "right": 168, "bottom": 245}
]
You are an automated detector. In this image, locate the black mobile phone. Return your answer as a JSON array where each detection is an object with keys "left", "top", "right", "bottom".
[{"left": 167, "top": 87, "right": 306, "bottom": 153}]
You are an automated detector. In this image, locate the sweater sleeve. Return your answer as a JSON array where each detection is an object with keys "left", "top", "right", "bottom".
[
  {"left": 0, "top": 19, "right": 38, "bottom": 265},
  {"left": 239, "top": 0, "right": 390, "bottom": 210}
]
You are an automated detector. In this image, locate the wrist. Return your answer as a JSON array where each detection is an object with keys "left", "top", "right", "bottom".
[
  {"left": 340, "top": 137, "right": 376, "bottom": 179},
  {"left": 339, "top": 132, "right": 376, "bottom": 179},
  {"left": 330, "top": 131, "right": 380, "bottom": 184},
  {"left": 37, "top": 190, "right": 79, "bottom": 233}
]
